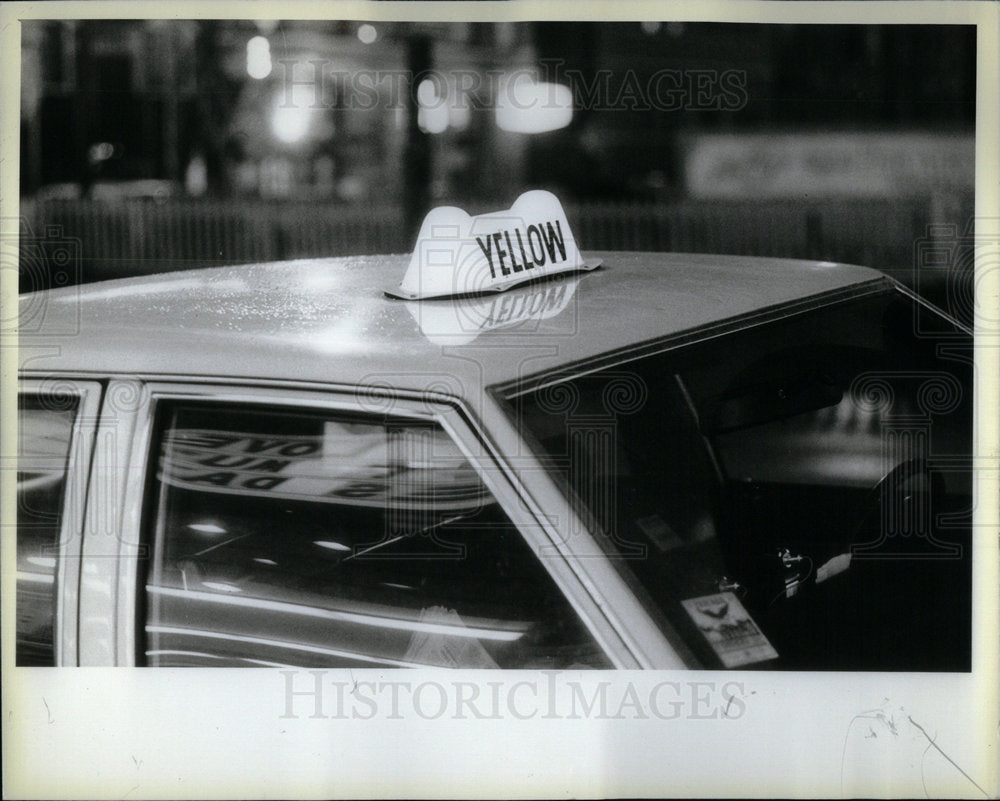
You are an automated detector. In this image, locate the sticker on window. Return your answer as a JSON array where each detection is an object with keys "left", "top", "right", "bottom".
[{"left": 681, "top": 591, "right": 778, "bottom": 668}]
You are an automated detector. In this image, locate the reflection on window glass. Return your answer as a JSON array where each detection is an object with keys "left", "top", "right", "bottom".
[
  {"left": 511, "top": 290, "right": 972, "bottom": 671},
  {"left": 17, "top": 395, "right": 78, "bottom": 666},
  {"left": 143, "top": 403, "right": 609, "bottom": 668}
]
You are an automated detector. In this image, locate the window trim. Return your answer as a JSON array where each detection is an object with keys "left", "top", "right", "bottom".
[
  {"left": 18, "top": 378, "right": 102, "bottom": 666},
  {"left": 492, "top": 280, "right": 894, "bottom": 401},
  {"left": 105, "top": 380, "right": 652, "bottom": 668}
]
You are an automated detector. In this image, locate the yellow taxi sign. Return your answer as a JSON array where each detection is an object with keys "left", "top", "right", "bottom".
[{"left": 386, "top": 189, "right": 601, "bottom": 300}]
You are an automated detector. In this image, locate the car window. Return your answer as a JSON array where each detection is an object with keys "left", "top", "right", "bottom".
[
  {"left": 17, "top": 395, "right": 79, "bottom": 666},
  {"left": 141, "top": 401, "right": 610, "bottom": 668},
  {"left": 509, "top": 289, "right": 972, "bottom": 671}
]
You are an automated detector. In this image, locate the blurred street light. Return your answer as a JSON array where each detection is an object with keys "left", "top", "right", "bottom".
[
  {"left": 496, "top": 78, "right": 573, "bottom": 134},
  {"left": 417, "top": 78, "right": 449, "bottom": 134},
  {"left": 272, "top": 84, "right": 317, "bottom": 143},
  {"left": 87, "top": 141, "right": 114, "bottom": 164},
  {"left": 449, "top": 100, "right": 471, "bottom": 131},
  {"left": 246, "top": 35, "right": 272, "bottom": 79}
]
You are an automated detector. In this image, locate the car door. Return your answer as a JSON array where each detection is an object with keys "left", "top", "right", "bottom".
[{"left": 87, "top": 380, "right": 655, "bottom": 668}]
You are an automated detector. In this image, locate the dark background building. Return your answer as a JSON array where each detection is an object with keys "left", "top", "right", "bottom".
[{"left": 19, "top": 20, "right": 976, "bottom": 319}]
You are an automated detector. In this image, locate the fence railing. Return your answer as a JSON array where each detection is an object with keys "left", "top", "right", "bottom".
[{"left": 18, "top": 194, "right": 972, "bottom": 292}]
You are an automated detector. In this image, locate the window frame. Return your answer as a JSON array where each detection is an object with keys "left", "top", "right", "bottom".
[
  {"left": 97, "top": 379, "right": 657, "bottom": 668},
  {"left": 17, "top": 378, "right": 102, "bottom": 666}
]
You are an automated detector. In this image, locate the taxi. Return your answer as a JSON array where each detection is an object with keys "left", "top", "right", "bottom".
[{"left": 16, "top": 191, "right": 973, "bottom": 671}]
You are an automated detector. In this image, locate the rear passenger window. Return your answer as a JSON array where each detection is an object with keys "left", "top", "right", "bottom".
[
  {"left": 17, "top": 395, "right": 78, "bottom": 665},
  {"left": 142, "top": 402, "right": 609, "bottom": 668}
]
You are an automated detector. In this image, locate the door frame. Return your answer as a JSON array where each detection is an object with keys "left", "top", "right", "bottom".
[
  {"left": 88, "top": 378, "right": 672, "bottom": 667},
  {"left": 17, "top": 377, "right": 103, "bottom": 666}
]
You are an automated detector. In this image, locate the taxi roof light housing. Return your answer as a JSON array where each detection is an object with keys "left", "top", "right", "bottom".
[{"left": 386, "top": 190, "right": 601, "bottom": 301}]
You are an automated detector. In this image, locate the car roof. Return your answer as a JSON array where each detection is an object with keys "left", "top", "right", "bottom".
[{"left": 19, "top": 251, "right": 887, "bottom": 397}]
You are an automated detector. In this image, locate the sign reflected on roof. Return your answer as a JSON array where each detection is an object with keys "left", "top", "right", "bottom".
[{"left": 405, "top": 275, "right": 581, "bottom": 346}]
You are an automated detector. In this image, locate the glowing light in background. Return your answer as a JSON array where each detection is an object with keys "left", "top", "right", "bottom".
[
  {"left": 417, "top": 79, "right": 449, "bottom": 134},
  {"left": 417, "top": 79, "right": 439, "bottom": 107},
  {"left": 246, "top": 36, "right": 272, "bottom": 80},
  {"left": 87, "top": 141, "right": 114, "bottom": 164},
  {"left": 449, "top": 100, "right": 471, "bottom": 131},
  {"left": 357, "top": 24, "right": 377, "bottom": 45},
  {"left": 496, "top": 79, "right": 573, "bottom": 134},
  {"left": 273, "top": 83, "right": 319, "bottom": 144},
  {"left": 641, "top": 21, "right": 662, "bottom": 35}
]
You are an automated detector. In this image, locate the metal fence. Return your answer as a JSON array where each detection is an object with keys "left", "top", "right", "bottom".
[{"left": 19, "top": 194, "right": 972, "bottom": 290}]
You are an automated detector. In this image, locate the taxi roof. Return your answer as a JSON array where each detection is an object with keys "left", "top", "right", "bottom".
[{"left": 19, "top": 252, "right": 887, "bottom": 397}]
